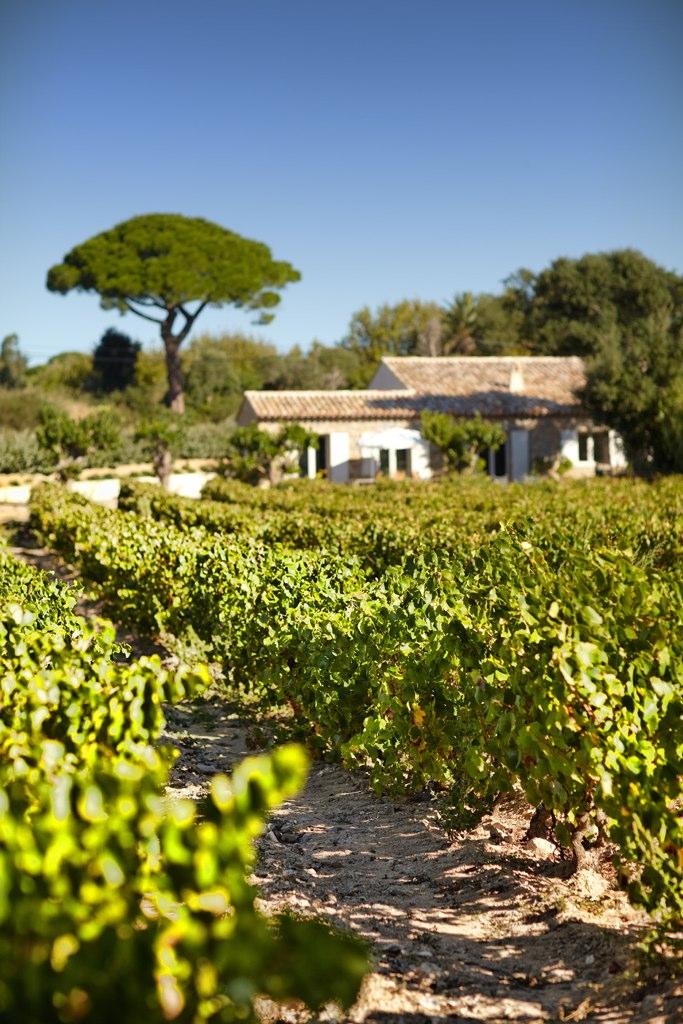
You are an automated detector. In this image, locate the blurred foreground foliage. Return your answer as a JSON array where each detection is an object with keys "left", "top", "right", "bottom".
[
  {"left": 0, "top": 547, "right": 368, "bottom": 1022},
  {"left": 30, "top": 476, "right": 683, "bottom": 946}
]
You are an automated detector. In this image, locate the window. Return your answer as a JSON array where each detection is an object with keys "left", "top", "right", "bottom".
[
  {"left": 578, "top": 434, "right": 589, "bottom": 462},
  {"left": 593, "top": 432, "right": 610, "bottom": 463},
  {"left": 379, "top": 449, "right": 390, "bottom": 475},
  {"left": 494, "top": 442, "right": 507, "bottom": 478},
  {"left": 396, "top": 449, "right": 410, "bottom": 474},
  {"left": 315, "top": 436, "right": 328, "bottom": 475}
]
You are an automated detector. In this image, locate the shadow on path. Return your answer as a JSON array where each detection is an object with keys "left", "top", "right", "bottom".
[{"left": 164, "top": 701, "right": 680, "bottom": 1024}]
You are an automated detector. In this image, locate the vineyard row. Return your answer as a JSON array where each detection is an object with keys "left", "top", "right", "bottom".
[
  {"left": 29, "top": 480, "right": 683, "bottom": 939},
  {"left": 0, "top": 541, "right": 366, "bottom": 1023}
]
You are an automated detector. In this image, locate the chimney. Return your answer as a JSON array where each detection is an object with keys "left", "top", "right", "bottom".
[{"left": 509, "top": 365, "right": 524, "bottom": 393}]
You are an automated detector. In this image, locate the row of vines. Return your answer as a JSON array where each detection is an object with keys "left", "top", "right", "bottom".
[
  {"left": 0, "top": 542, "right": 367, "bottom": 1023},
  {"left": 29, "top": 477, "right": 683, "bottom": 945}
]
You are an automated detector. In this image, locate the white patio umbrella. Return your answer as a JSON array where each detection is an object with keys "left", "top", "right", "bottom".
[{"left": 357, "top": 427, "right": 423, "bottom": 452}]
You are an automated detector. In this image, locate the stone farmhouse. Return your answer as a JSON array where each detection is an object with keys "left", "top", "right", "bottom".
[{"left": 237, "top": 355, "right": 626, "bottom": 482}]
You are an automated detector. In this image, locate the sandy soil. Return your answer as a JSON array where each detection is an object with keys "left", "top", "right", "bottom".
[
  {"left": 164, "top": 698, "right": 681, "bottom": 1024},
  {"left": 7, "top": 534, "right": 682, "bottom": 1024}
]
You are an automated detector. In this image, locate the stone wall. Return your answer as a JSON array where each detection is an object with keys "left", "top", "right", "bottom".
[
  {"left": 528, "top": 418, "right": 563, "bottom": 469},
  {"left": 0, "top": 472, "right": 216, "bottom": 508}
]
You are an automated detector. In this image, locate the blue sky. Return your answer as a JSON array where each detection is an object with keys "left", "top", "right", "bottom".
[{"left": 1, "top": 0, "right": 681, "bottom": 364}]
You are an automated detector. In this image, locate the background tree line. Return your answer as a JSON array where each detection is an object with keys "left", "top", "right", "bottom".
[{"left": 2, "top": 246, "right": 682, "bottom": 474}]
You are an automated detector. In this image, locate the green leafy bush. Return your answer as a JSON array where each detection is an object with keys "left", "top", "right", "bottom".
[
  {"left": 219, "top": 423, "right": 316, "bottom": 485},
  {"left": 0, "top": 743, "right": 367, "bottom": 1023},
  {"left": 421, "top": 410, "right": 506, "bottom": 473},
  {"left": 0, "top": 389, "right": 50, "bottom": 432},
  {"left": 0, "top": 545, "right": 79, "bottom": 630},
  {"left": 0, "top": 429, "right": 54, "bottom": 474},
  {"left": 0, "top": 608, "right": 207, "bottom": 768},
  {"left": 0, "top": 547, "right": 368, "bottom": 1021},
  {"left": 36, "top": 407, "right": 123, "bottom": 479}
]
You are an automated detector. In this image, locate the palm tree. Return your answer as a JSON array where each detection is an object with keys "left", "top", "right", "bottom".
[{"left": 441, "top": 291, "right": 478, "bottom": 354}]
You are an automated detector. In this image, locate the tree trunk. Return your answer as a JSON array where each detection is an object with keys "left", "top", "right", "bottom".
[
  {"left": 162, "top": 331, "right": 185, "bottom": 414},
  {"left": 464, "top": 444, "right": 480, "bottom": 475},
  {"left": 525, "top": 803, "right": 555, "bottom": 840},
  {"left": 153, "top": 445, "right": 173, "bottom": 490}
]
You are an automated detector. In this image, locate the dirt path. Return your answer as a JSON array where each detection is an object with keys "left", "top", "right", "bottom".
[
  {"left": 7, "top": 536, "right": 681, "bottom": 1024},
  {"left": 165, "top": 699, "right": 680, "bottom": 1024}
]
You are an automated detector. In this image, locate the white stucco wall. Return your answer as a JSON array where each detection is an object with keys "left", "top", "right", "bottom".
[
  {"left": 409, "top": 437, "right": 432, "bottom": 479},
  {"left": 0, "top": 472, "right": 217, "bottom": 507},
  {"left": 328, "top": 432, "right": 350, "bottom": 482},
  {"left": 560, "top": 428, "right": 580, "bottom": 465}
]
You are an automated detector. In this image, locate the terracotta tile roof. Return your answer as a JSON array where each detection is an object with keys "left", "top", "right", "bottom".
[
  {"left": 240, "top": 356, "right": 587, "bottom": 422},
  {"left": 241, "top": 390, "right": 420, "bottom": 421},
  {"left": 380, "top": 356, "right": 586, "bottom": 410}
]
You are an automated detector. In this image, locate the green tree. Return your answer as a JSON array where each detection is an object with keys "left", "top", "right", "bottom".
[
  {"left": 341, "top": 300, "right": 444, "bottom": 385},
  {"left": 468, "top": 292, "right": 529, "bottom": 354},
  {"left": 184, "top": 333, "right": 280, "bottom": 419},
  {"left": 267, "top": 340, "right": 363, "bottom": 390},
  {"left": 441, "top": 292, "right": 477, "bottom": 354},
  {"left": 36, "top": 407, "right": 121, "bottom": 479},
  {"left": 120, "top": 348, "right": 168, "bottom": 415},
  {"left": 29, "top": 351, "right": 93, "bottom": 393},
  {"left": 340, "top": 292, "right": 527, "bottom": 372},
  {"left": 514, "top": 249, "right": 683, "bottom": 471},
  {"left": 421, "top": 410, "right": 506, "bottom": 474},
  {"left": 92, "top": 327, "right": 141, "bottom": 393},
  {"left": 440, "top": 283, "right": 531, "bottom": 356},
  {"left": 582, "top": 314, "right": 683, "bottom": 473},
  {"left": 0, "top": 334, "right": 28, "bottom": 388},
  {"left": 135, "top": 414, "right": 186, "bottom": 488},
  {"left": 46, "top": 214, "right": 300, "bottom": 413},
  {"left": 221, "top": 423, "right": 317, "bottom": 485},
  {"left": 0, "top": 392, "right": 46, "bottom": 431},
  {"left": 521, "top": 249, "right": 681, "bottom": 357}
]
